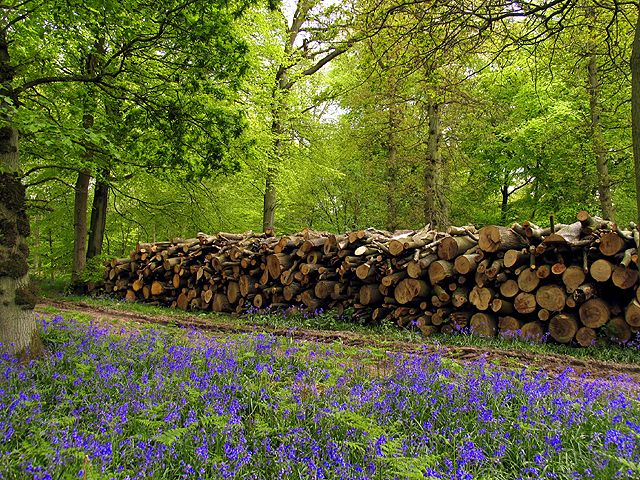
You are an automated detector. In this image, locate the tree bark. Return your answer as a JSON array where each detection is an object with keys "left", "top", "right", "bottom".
[
  {"left": 424, "top": 102, "right": 448, "bottom": 228},
  {"left": 0, "top": 30, "right": 42, "bottom": 358},
  {"left": 631, "top": 7, "right": 640, "bottom": 224},
  {"left": 71, "top": 171, "right": 91, "bottom": 288},
  {"left": 87, "top": 174, "right": 109, "bottom": 259}
]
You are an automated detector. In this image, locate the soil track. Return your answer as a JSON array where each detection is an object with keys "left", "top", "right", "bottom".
[{"left": 38, "top": 299, "right": 640, "bottom": 385}]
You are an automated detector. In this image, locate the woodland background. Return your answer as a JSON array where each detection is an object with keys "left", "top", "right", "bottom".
[{"left": 7, "top": 0, "right": 638, "bottom": 286}]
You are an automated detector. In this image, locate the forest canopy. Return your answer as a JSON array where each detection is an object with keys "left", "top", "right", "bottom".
[{"left": 2, "top": 0, "right": 639, "bottom": 283}]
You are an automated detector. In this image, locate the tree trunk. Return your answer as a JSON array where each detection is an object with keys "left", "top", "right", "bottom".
[
  {"left": 263, "top": 74, "right": 286, "bottom": 233},
  {"left": 500, "top": 173, "right": 509, "bottom": 225},
  {"left": 588, "top": 21, "right": 615, "bottom": 220},
  {"left": 0, "top": 30, "right": 42, "bottom": 358},
  {"left": 87, "top": 172, "right": 109, "bottom": 260},
  {"left": 424, "top": 102, "right": 447, "bottom": 228},
  {"left": 87, "top": 175, "right": 109, "bottom": 259},
  {"left": 71, "top": 171, "right": 91, "bottom": 288},
  {"left": 631, "top": 7, "right": 640, "bottom": 224}
]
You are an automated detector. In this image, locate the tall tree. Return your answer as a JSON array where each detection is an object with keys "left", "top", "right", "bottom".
[
  {"left": 262, "top": 0, "right": 354, "bottom": 232},
  {"left": 0, "top": 0, "right": 260, "bottom": 356}
]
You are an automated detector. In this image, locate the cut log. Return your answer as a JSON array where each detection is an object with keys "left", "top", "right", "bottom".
[
  {"left": 579, "top": 298, "right": 610, "bottom": 328},
  {"left": 562, "top": 266, "right": 586, "bottom": 292},
  {"left": 453, "top": 254, "right": 478, "bottom": 275},
  {"left": 381, "top": 271, "right": 407, "bottom": 287},
  {"left": 543, "top": 221, "right": 582, "bottom": 245},
  {"left": 514, "top": 292, "right": 537, "bottom": 314},
  {"left": 624, "top": 299, "right": 640, "bottom": 327},
  {"left": 315, "top": 280, "right": 337, "bottom": 300},
  {"left": 437, "top": 235, "right": 477, "bottom": 261},
  {"left": 469, "top": 286, "right": 493, "bottom": 311},
  {"left": 535, "top": 285, "right": 567, "bottom": 312},
  {"left": 432, "top": 308, "right": 453, "bottom": 326},
  {"left": 406, "top": 254, "right": 437, "bottom": 278},
  {"left": 590, "top": 259, "right": 614, "bottom": 282},
  {"left": 355, "top": 262, "right": 377, "bottom": 281},
  {"left": 202, "top": 289, "right": 214, "bottom": 304},
  {"left": 611, "top": 266, "right": 638, "bottom": 290},
  {"left": 503, "top": 249, "right": 529, "bottom": 268},
  {"left": 394, "top": 279, "right": 430, "bottom": 305},
  {"left": 575, "top": 327, "right": 597, "bottom": 347},
  {"left": 538, "top": 309, "right": 550, "bottom": 321},
  {"left": 359, "top": 284, "right": 383, "bottom": 305},
  {"left": 549, "top": 313, "right": 578, "bottom": 343},
  {"left": 428, "top": 260, "right": 454, "bottom": 284},
  {"left": 607, "top": 317, "right": 632, "bottom": 344},
  {"left": 478, "top": 226, "right": 527, "bottom": 253},
  {"left": 491, "top": 298, "right": 514, "bottom": 315},
  {"left": 517, "top": 268, "right": 540, "bottom": 293},
  {"left": 599, "top": 232, "right": 626, "bottom": 256},
  {"left": 470, "top": 313, "right": 497, "bottom": 337},
  {"left": 151, "top": 281, "right": 164, "bottom": 296},
  {"left": 498, "top": 316, "right": 523, "bottom": 338},
  {"left": 572, "top": 283, "right": 597, "bottom": 304},
  {"left": 416, "top": 317, "right": 437, "bottom": 336},
  {"left": 239, "top": 275, "right": 257, "bottom": 297},
  {"left": 499, "top": 279, "right": 520, "bottom": 298},
  {"left": 212, "top": 293, "right": 232, "bottom": 312},
  {"left": 535, "top": 264, "right": 551, "bottom": 280},
  {"left": 451, "top": 287, "right": 469, "bottom": 308},
  {"left": 520, "top": 321, "right": 545, "bottom": 342},
  {"left": 177, "top": 292, "right": 190, "bottom": 310},
  {"left": 227, "top": 282, "right": 241, "bottom": 304}
]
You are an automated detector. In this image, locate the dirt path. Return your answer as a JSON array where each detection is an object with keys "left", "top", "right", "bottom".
[{"left": 37, "top": 299, "right": 640, "bottom": 385}]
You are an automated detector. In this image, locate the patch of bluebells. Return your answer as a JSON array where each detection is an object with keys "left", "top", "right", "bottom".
[{"left": 0, "top": 315, "right": 639, "bottom": 479}]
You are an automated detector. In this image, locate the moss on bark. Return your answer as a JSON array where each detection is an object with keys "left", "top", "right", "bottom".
[
  {"left": 0, "top": 173, "right": 25, "bottom": 212},
  {"left": 15, "top": 280, "right": 38, "bottom": 310},
  {"left": 0, "top": 216, "right": 17, "bottom": 247},
  {"left": 0, "top": 249, "right": 28, "bottom": 278}
]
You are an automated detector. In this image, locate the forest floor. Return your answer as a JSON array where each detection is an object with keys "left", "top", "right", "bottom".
[{"left": 36, "top": 297, "right": 640, "bottom": 386}]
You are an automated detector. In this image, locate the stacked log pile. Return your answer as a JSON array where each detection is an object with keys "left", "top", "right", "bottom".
[{"left": 103, "top": 211, "right": 640, "bottom": 347}]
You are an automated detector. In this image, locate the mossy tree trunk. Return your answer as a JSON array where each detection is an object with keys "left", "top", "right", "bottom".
[{"left": 0, "top": 30, "right": 43, "bottom": 358}]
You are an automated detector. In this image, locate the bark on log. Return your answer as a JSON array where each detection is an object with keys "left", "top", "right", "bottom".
[
  {"left": 478, "top": 226, "right": 527, "bottom": 253},
  {"left": 428, "top": 260, "right": 454, "bottom": 284},
  {"left": 437, "top": 235, "right": 477, "bottom": 261}
]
